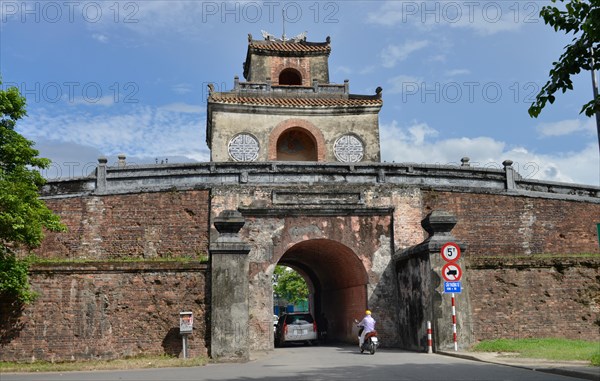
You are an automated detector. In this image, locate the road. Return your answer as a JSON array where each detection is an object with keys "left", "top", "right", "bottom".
[{"left": 1, "top": 345, "right": 588, "bottom": 381}]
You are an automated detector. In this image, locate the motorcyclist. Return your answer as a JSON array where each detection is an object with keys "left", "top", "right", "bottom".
[{"left": 357, "top": 310, "right": 376, "bottom": 349}]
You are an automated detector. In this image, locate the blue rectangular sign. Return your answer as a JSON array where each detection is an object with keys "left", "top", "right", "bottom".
[{"left": 444, "top": 281, "right": 462, "bottom": 293}]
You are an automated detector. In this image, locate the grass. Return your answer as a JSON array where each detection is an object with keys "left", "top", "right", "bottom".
[
  {"left": 472, "top": 338, "right": 600, "bottom": 365},
  {"left": 26, "top": 254, "right": 209, "bottom": 265},
  {"left": 0, "top": 354, "right": 208, "bottom": 373}
]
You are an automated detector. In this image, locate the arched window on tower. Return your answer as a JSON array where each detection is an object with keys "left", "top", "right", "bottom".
[
  {"left": 278, "top": 68, "right": 302, "bottom": 86},
  {"left": 276, "top": 128, "right": 317, "bottom": 161}
]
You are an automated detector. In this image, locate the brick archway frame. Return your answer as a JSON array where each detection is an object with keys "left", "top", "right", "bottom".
[
  {"left": 268, "top": 119, "right": 326, "bottom": 161},
  {"left": 271, "top": 61, "right": 310, "bottom": 86}
]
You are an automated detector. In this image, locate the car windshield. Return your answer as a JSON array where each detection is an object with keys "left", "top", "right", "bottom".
[{"left": 285, "top": 314, "right": 314, "bottom": 324}]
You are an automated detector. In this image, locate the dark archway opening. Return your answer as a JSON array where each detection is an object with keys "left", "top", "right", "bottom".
[
  {"left": 278, "top": 68, "right": 302, "bottom": 86},
  {"left": 276, "top": 128, "right": 318, "bottom": 161},
  {"left": 276, "top": 239, "right": 368, "bottom": 343}
]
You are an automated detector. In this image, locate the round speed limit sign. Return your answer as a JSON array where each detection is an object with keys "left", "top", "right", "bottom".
[{"left": 441, "top": 242, "right": 461, "bottom": 262}]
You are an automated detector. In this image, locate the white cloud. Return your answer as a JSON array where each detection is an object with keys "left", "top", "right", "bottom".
[
  {"left": 359, "top": 66, "right": 376, "bottom": 75},
  {"left": 92, "top": 33, "right": 109, "bottom": 43},
  {"left": 71, "top": 95, "right": 115, "bottom": 107},
  {"left": 17, "top": 105, "right": 209, "bottom": 164},
  {"left": 366, "top": 1, "right": 408, "bottom": 27},
  {"left": 387, "top": 75, "right": 423, "bottom": 95},
  {"left": 536, "top": 118, "right": 595, "bottom": 137},
  {"left": 159, "top": 103, "right": 204, "bottom": 114},
  {"left": 445, "top": 69, "right": 470, "bottom": 77},
  {"left": 335, "top": 66, "right": 352, "bottom": 75},
  {"left": 381, "top": 40, "right": 429, "bottom": 68},
  {"left": 380, "top": 120, "right": 600, "bottom": 186},
  {"left": 367, "top": 1, "right": 525, "bottom": 35},
  {"left": 172, "top": 83, "right": 193, "bottom": 95}
]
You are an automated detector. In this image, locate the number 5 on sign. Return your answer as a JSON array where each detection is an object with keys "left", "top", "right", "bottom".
[{"left": 441, "top": 242, "right": 461, "bottom": 262}]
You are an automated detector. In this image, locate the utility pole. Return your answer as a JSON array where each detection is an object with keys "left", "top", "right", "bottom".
[{"left": 590, "top": 46, "right": 600, "bottom": 155}]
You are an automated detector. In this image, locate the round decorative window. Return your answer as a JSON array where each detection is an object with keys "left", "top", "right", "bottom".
[
  {"left": 333, "top": 134, "right": 364, "bottom": 163},
  {"left": 228, "top": 133, "right": 260, "bottom": 162}
]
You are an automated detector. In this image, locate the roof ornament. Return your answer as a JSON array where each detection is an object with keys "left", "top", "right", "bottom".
[
  {"left": 261, "top": 29, "right": 279, "bottom": 41},
  {"left": 260, "top": 29, "right": 307, "bottom": 43},
  {"left": 291, "top": 31, "right": 307, "bottom": 42}
]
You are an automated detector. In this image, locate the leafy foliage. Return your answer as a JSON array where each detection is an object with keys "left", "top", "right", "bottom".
[
  {"left": 272, "top": 265, "right": 309, "bottom": 305},
  {"left": 0, "top": 79, "right": 66, "bottom": 303},
  {"left": 0, "top": 247, "right": 36, "bottom": 303},
  {"left": 529, "top": 0, "right": 600, "bottom": 118}
]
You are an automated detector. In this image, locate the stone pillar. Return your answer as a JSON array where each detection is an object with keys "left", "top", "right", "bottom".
[
  {"left": 209, "top": 210, "right": 251, "bottom": 362},
  {"left": 96, "top": 157, "right": 107, "bottom": 193},
  {"left": 393, "top": 211, "right": 472, "bottom": 352},
  {"left": 422, "top": 211, "right": 472, "bottom": 352},
  {"left": 503, "top": 159, "right": 517, "bottom": 191},
  {"left": 118, "top": 154, "right": 126, "bottom": 168}
]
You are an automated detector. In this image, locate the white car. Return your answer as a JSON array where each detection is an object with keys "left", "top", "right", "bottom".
[{"left": 275, "top": 312, "right": 318, "bottom": 346}]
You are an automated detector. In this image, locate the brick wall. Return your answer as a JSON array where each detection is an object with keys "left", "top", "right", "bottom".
[
  {"left": 422, "top": 191, "right": 600, "bottom": 256},
  {"left": 0, "top": 263, "right": 209, "bottom": 361},
  {"left": 36, "top": 190, "right": 210, "bottom": 260},
  {"left": 467, "top": 258, "right": 599, "bottom": 341},
  {"left": 422, "top": 190, "right": 600, "bottom": 342}
]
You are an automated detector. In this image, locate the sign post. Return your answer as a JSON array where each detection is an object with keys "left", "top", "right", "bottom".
[
  {"left": 179, "top": 311, "right": 193, "bottom": 358},
  {"left": 440, "top": 242, "right": 462, "bottom": 351}
]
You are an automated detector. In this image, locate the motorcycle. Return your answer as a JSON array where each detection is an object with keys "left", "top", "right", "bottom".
[{"left": 355, "top": 320, "right": 379, "bottom": 355}]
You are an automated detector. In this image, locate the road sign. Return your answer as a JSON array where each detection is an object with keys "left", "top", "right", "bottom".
[
  {"left": 444, "top": 281, "right": 462, "bottom": 293},
  {"left": 442, "top": 263, "right": 462, "bottom": 281},
  {"left": 441, "top": 242, "right": 461, "bottom": 262}
]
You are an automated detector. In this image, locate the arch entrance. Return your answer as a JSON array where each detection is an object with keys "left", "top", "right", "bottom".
[
  {"left": 276, "top": 128, "right": 318, "bottom": 161},
  {"left": 276, "top": 239, "right": 368, "bottom": 343}
]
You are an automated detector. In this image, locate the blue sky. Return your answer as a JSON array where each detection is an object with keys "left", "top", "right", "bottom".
[{"left": 1, "top": 1, "right": 599, "bottom": 185}]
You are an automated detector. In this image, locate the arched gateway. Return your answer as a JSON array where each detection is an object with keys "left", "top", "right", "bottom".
[
  {"left": 276, "top": 239, "right": 368, "bottom": 343},
  {"left": 209, "top": 200, "right": 398, "bottom": 360}
]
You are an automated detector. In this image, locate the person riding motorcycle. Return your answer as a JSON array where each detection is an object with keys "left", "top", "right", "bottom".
[{"left": 357, "top": 310, "right": 376, "bottom": 349}]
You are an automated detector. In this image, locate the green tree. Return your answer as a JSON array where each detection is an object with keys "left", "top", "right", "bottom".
[
  {"left": 528, "top": 0, "right": 600, "bottom": 150},
  {"left": 272, "top": 265, "right": 309, "bottom": 305},
  {"left": 0, "top": 80, "right": 66, "bottom": 303}
]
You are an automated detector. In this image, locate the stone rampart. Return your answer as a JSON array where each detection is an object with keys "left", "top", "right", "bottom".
[{"left": 0, "top": 262, "right": 209, "bottom": 361}]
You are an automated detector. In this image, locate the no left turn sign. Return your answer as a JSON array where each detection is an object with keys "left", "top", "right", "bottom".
[
  {"left": 442, "top": 263, "right": 462, "bottom": 281},
  {"left": 441, "top": 242, "right": 461, "bottom": 262}
]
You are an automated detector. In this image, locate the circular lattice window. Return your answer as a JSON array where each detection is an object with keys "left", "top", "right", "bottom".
[
  {"left": 228, "top": 133, "right": 260, "bottom": 162},
  {"left": 333, "top": 134, "right": 364, "bottom": 163}
]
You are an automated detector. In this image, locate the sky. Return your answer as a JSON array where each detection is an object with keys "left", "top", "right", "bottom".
[{"left": 1, "top": 0, "right": 599, "bottom": 186}]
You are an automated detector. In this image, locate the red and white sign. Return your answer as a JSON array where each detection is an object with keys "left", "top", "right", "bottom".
[
  {"left": 442, "top": 263, "right": 462, "bottom": 281},
  {"left": 441, "top": 242, "right": 461, "bottom": 262}
]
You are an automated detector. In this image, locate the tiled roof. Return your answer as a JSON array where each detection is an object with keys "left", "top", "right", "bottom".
[
  {"left": 248, "top": 40, "right": 331, "bottom": 54},
  {"left": 209, "top": 94, "right": 382, "bottom": 107}
]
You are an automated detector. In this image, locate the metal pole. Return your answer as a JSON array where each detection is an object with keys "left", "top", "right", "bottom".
[
  {"left": 451, "top": 293, "right": 458, "bottom": 351},
  {"left": 590, "top": 46, "right": 600, "bottom": 155},
  {"left": 182, "top": 335, "right": 188, "bottom": 359},
  {"left": 427, "top": 321, "right": 433, "bottom": 354}
]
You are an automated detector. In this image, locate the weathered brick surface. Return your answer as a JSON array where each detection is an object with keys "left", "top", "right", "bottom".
[
  {"left": 422, "top": 190, "right": 600, "bottom": 342},
  {"left": 467, "top": 258, "right": 600, "bottom": 341},
  {"left": 270, "top": 56, "right": 311, "bottom": 86},
  {"left": 36, "top": 191, "right": 210, "bottom": 260},
  {"left": 422, "top": 191, "right": 600, "bottom": 256},
  {"left": 0, "top": 263, "right": 209, "bottom": 361},
  {"left": 3, "top": 185, "right": 598, "bottom": 360}
]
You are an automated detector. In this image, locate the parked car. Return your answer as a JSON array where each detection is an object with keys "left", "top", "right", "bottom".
[{"left": 275, "top": 312, "right": 317, "bottom": 347}]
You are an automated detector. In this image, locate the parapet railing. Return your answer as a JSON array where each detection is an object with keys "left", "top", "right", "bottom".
[{"left": 40, "top": 159, "right": 599, "bottom": 203}]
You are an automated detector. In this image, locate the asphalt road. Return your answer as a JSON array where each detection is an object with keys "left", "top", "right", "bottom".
[{"left": 1, "top": 345, "right": 588, "bottom": 381}]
